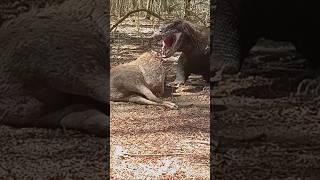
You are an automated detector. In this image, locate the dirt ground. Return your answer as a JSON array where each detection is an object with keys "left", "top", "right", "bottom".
[
  {"left": 110, "top": 18, "right": 210, "bottom": 179},
  {"left": 0, "top": 126, "right": 108, "bottom": 179},
  {"left": 212, "top": 41, "right": 320, "bottom": 179}
]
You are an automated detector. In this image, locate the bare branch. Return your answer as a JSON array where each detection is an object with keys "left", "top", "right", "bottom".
[{"left": 110, "top": 8, "right": 164, "bottom": 31}]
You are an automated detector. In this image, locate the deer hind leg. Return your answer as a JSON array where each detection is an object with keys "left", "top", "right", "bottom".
[
  {"left": 127, "top": 94, "right": 178, "bottom": 109},
  {"left": 127, "top": 95, "right": 159, "bottom": 105},
  {"left": 133, "top": 85, "right": 178, "bottom": 109}
]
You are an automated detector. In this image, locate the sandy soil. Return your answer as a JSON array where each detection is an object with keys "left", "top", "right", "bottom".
[
  {"left": 110, "top": 18, "right": 210, "bottom": 179},
  {"left": 212, "top": 41, "right": 320, "bottom": 179}
]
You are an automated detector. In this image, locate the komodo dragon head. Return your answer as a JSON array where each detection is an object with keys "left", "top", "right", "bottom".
[{"left": 151, "top": 19, "right": 207, "bottom": 58}]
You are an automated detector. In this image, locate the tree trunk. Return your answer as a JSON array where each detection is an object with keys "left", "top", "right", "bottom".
[
  {"left": 132, "top": 0, "right": 138, "bottom": 10},
  {"left": 145, "top": 0, "right": 153, "bottom": 19},
  {"left": 162, "top": 0, "right": 168, "bottom": 14},
  {"left": 184, "top": 0, "right": 191, "bottom": 20},
  {"left": 118, "top": 0, "right": 123, "bottom": 18}
]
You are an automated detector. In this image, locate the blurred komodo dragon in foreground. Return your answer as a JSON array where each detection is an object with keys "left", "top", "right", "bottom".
[
  {"left": 211, "top": 0, "right": 320, "bottom": 96},
  {"left": 0, "top": 0, "right": 66, "bottom": 26},
  {"left": 0, "top": 0, "right": 109, "bottom": 137},
  {"left": 110, "top": 51, "right": 178, "bottom": 109},
  {"left": 151, "top": 19, "right": 210, "bottom": 87}
]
